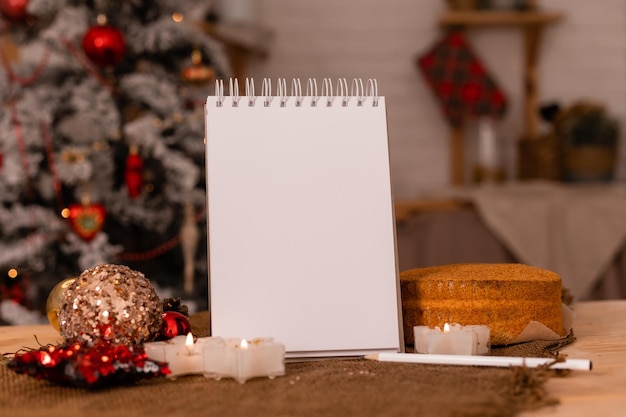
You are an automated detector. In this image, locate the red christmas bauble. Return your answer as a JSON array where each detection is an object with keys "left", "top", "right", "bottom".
[
  {"left": 125, "top": 150, "right": 143, "bottom": 198},
  {"left": 66, "top": 202, "right": 106, "bottom": 241},
  {"left": 0, "top": 0, "right": 29, "bottom": 21},
  {"left": 159, "top": 311, "right": 191, "bottom": 340},
  {"left": 82, "top": 24, "right": 125, "bottom": 68}
]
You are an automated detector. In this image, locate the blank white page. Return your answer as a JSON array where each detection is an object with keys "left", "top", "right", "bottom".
[{"left": 205, "top": 79, "right": 402, "bottom": 358}]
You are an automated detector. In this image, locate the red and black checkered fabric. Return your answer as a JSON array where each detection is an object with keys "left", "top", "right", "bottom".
[{"left": 417, "top": 31, "right": 507, "bottom": 127}]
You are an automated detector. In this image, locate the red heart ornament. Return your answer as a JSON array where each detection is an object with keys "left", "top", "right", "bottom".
[{"left": 67, "top": 203, "right": 106, "bottom": 241}]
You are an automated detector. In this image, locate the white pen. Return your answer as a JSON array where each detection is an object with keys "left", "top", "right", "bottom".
[{"left": 364, "top": 352, "right": 592, "bottom": 371}]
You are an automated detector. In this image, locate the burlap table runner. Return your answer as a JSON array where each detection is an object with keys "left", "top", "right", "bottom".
[{"left": 0, "top": 311, "right": 573, "bottom": 417}]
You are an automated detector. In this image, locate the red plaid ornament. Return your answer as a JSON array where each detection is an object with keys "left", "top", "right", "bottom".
[{"left": 417, "top": 31, "right": 507, "bottom": 127}]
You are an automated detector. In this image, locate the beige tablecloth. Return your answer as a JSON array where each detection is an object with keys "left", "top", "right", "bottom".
[{"left": 0, "top": 313, "right": 572, "bottom": 417}]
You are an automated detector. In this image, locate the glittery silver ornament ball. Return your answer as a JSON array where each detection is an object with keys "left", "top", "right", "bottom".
[{"left": 58, "top": 264, "right": 163, "bottom": 345}]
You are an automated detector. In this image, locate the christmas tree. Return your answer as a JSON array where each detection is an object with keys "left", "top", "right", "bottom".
[{"left": 0, "top": 0, "right": 231, "bottom": 324}]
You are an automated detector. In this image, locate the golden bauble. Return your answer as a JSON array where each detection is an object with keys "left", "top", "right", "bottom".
[
  {"left": 57, "top": 264, "right": 163, "bottom": 344},
  {"left": 46, "top": 277, "right": 76, "bottom": 332}
]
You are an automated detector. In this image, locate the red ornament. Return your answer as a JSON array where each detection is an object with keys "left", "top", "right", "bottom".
[
  {"left": 67, "top": 202, "right": 106, "bottom": 241},
  {"left": 158, "top": 311, "right": 191, "bottom": 340},
  {"left": 82, "top": 24, "right": 125, "bottom": 68},
  {"left": 125, "top": 146, "right": 143, "bottom": 198},
  {"left": 416, "top": 30, "right": 507, "bottom": 127},
  {"left": 0, "top": 0, "right": 29, "bottom": 22}
]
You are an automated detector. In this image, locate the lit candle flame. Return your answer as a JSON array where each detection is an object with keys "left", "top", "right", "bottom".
[
  {"left": 185, "top": 332, "right": 195, "bottom": 354},
  {"left": 443, "top": 323, "right": 450, "bottom": 333},
  {"left": 240, "top": 339, "right": 248, "bottom": 349}
]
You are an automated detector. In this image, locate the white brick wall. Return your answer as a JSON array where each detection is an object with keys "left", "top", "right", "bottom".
[{"left": 247, "top": 0, "right": 626, "bottom": 198}]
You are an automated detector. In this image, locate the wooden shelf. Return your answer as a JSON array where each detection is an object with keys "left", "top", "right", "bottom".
[
  {"left": 440, "top": 10, "right": 564, "bottom": 27},
  {"left": 436, "top": 9, "right": 564, "bottom": 185},
  {"left": 394, "top": 198, "right": 472, "bottom": 223}
]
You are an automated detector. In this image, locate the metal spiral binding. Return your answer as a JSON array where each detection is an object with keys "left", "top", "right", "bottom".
[
  {"left": 291, "top": 78, "right": 303, "bottom": 107},
  {"left": 351, "top": 78, "right": 365, "bottom": 106},
  {"left": 277, "top": 78, "right": 288, "bottom": 107},
  {"left": 366, "top": 78, "right": 379, "bottom": 107},
  {"left": 215, "top": 79, "right": 224, "bottom": 107},
  {"left": 337, "top": 78, "right": 349, "bottom": 107},
  {"left": 214, "top": 78, "right": 379, "bottom": 108},
  {"left": 246, "top": 78, "right": 255, "bottom": 107},
  {"left": 262, "top": 78, "right": 272, "bottom": 107},
  {"left": 322, "top": 78, "right": 333, "bottom": 107},
  {"left": 306, "top": 78, "right": 319, "bottom": 107},
  {"left": 229, "top": 78, "right": 240, "bottom": 107}
]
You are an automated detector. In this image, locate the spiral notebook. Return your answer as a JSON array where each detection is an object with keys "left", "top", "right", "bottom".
[{"left": 205, "top": 78, "right": 402, "bottom": 358}]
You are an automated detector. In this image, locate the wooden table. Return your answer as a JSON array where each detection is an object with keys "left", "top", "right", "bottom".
[
  {"left": 2, "top": 301, "right": 625, "bottom": 417},
  {"left": 518, "top": 300, "right": 626, "bottom": 417}
]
